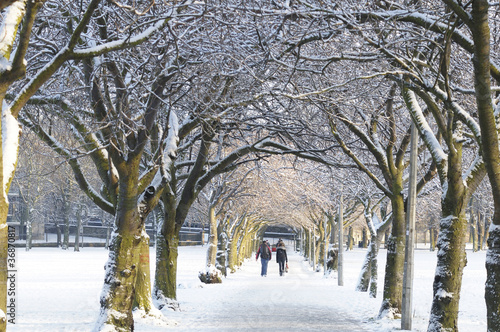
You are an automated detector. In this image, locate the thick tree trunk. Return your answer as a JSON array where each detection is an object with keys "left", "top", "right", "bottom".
[
  {"left": 356, "top": 234, "right": 380, "bottom": 297},
  {"left": 95, "top": 176, "right": 144, "bottom": 331},
  {"left": 469, "top": 1, "right": 500, "bottom": 330},
  {"left": 483, "top": 217, "right": 490, "bottom": 251},
  {"left": 379, "top": 194, "right": 405, "bottom": 318},
  {"left": 428, "top": 151, "right": 468, "bottom": 331},
  {"left": 471, "top": 225, "right": 477, "bottom": 252},
  {"left": 153, "top": 231, "right": 179, "bottom": 309},
  {"left": 199, "top": 204, "right": 222, "bottom": 284},
  {"left": 56, "top": 223, "right": 62, "bottom": 247},
  {"left": 97, "top": 232, "right": 141, "bottom": 331},
  {"left": 216, "top": 223, "right": 227, "bottom": 277},
  {"left": 237, "top": 224, "right": 258, "bottom": 266},
  {"left": 206, "top": 204, "right": 217, "bottom": 267},
  {"left": 362, "top": 228, "right": 368, "bottom": 248},
  {"left": 357, "top": 248, "right": 372, "bottom": 292},
  {"left": 477, "top": 215, "right": 483, "bottom": 251},
  {"left": 227, "top": 235, "right": 239, "bottom": 272},
  {"left": 133, "top": 232, "right": 152, "bottom": 313},
  {"left": 348, "top": 226, "right": 354, "bottom": 251},
  {"left": 428, "top": 213, "right": 467, "bottom": 332},
  {"left": 227, "top": 219, "right": 244, "bottom": 272},
  {"left": 430, "top": 228, "right": 437, "bottom": 251},
  {"left": 369, "top": 240, "right": 379, "bottom": 299}
]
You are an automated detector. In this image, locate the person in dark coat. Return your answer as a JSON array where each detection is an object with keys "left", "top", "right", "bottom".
[
  {"left": 256, "top": 240, "right": 272, "bottom": 277},
  {"left": 276, "top": 239, "right": 288, "bottom": 276}
]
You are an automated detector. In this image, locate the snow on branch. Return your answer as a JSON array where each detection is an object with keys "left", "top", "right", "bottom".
[
  {"left": 71, "top": 1, "right": 198, "bottom": 59},
  {"left": 402, "top": 86, "right": 447, "bottom": 182},
  {"left": 0, "top": 0, "right": 26, "bottom": 64},
  {"left": 273, "top": 71, "right": 409, "bottom": 100},
  {"left": 1, "top": 101, "right": 20, "bottom": 199}
]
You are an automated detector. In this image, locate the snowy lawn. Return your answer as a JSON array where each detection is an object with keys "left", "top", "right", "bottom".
[{"left": 7, "top": 245, "right": 486, "bottom": 331}]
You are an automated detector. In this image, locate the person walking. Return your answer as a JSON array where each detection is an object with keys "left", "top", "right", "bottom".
[
  {"left": 276, "top": 239, "right": 288, "bottom": 276},
  {"left": 256, "top": 240, "right": 272, "bottom": 277}
]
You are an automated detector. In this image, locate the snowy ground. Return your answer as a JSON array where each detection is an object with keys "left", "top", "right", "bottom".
[{"left": 7, "top": 244, "right": 486, "bottom": 331}]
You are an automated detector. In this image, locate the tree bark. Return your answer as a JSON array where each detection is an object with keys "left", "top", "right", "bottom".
[
  {"left": 206, "top": 203, "right": 218, "bottom": 267},
  {"left": 216, "top": 221, "right": 227, "bottom": 277},
  {"left": 428, "top": 144, "right": 468, "bottom": 332},
  {"left": 348, "top": 226, "right": 354, "bottom": 251},
  {"left": 133, "top": 232, "right": 152, "bottom": 313},
  {"left": 62, "top": 191, "right": 70, "bottom": 250},
  {"left": 153, "top": 231, "right": 179, "bottom": 307},
  {"left": 25, "top": 216, "right": 32, "bottom": 251},
  {"left": 379, "top": 193, "right": 405, "bottom": 318},
  {"left": 95, "top": 160, "right": 156, "bottom": 331},
  {"left": 469, "top": 1, "right": 500, "bottom": 330},
  {"left": 97, "top": 229, "right": 142, "bottom": 331},
  {"left": 74, "top": 207, "right": 82, "bottom": 252}
]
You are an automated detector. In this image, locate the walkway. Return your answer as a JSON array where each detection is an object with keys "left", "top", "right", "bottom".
[{"left": 165, "top": 249, "right": 368, "bottom": 331}]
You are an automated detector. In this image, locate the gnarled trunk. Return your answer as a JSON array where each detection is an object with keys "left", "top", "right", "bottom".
[
  {"left": 95, "top": 171, "right": 152, "bottom": 331},
  {"left": 153, "top": 230, "right": 179, "bottom": 308},
  {"left": 428, "top": 145, "right": 469, "bottom": 332},
  {"left": 133, "top": 232, "right": 153, "bottom": 313},
  {"left": 96, "top": 227, "right": 142, "bottom": 331}
]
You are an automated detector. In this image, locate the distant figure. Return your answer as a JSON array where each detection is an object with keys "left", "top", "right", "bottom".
[
  {"left": 256, "top": 240, "right": 272, "bottom": 277},
  {"left": 276, "top": 239, "right": 288, "bottom": 276}
]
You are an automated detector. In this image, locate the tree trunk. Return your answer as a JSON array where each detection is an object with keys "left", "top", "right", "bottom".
[
  {"left": 62, "top": 204, "right": 70, "bottom": 250},
  {"left": 469, "top": 1, "right": 500, "bottom": 330},
  {"left": 348, "top": 226, "right": 354, "bottom": 251},
  {"left": 153, "top": 231, "right": 179, "bottom": 309},
  {"left": 97, "top": 229, "right": 141, "bottom": 331},
  {"left": 477, "top": 214, "right": 483, "bottom": 251},
  {"left": 206, "top": 203, "right": 217, "bottom": 267},
  {"left": 25, "top": 216, "right": 32, "bottom": 251},
  {"left": 95, "top": 173, "right": 145, "bottom": 331},
  {"left": 369, "top": 238, "right": 379, "bottom": 299},
  {"left": 74, "top": 206, "right": 82, "bottom": 252},
  {"left": 228, "top": 233, "right": 239, "bottom": 272},
  {"left": 356, "top": 232, "right": 380, "bottom": 297},
  {"left": 357, "top": 248, "right": 372, "bottom": 292},
  {"left": 379, "top": 193, "right": 405, "bottom": 318},
  {"left": 216, "top": 223, "right": 227, "bottom": 277},
  {"left": 428, "top": 154, "right": 469, "bottom": 331},
  {"left": 430, "top": 228, "right": 437, "bottom": 251},
  {"left": 471, "top": 224, "right": 478, "bottom": 252},
  {"left": 56, "top": 223, "right": 62, "bottom": 247},
  {"left": 362, "top": 228, "right": 368, "bottom": 248},
  {"left": 105, "top": 218, "right": 112, "bottom": 249},
  {"left": 133, "top": 232, "right": 153, "bottom": 313},
  {"left": 311, "top": 227, "right": 317, "bottom": 268},
  {"left": 199, "top": 204, "right": 222, "bottom": 284},
  {"left": 483, "top": 217, "right": 490, "bottom": 251}
]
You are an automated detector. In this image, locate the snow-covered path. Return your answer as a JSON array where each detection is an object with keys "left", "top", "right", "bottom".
[{"left": 166, "top": 248, "right": 367, "bottom": 331}]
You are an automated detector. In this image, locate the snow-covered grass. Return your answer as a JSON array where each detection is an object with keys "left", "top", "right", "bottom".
[{"left": 7, "top": 244, "right": 486, "bottom": 331}]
